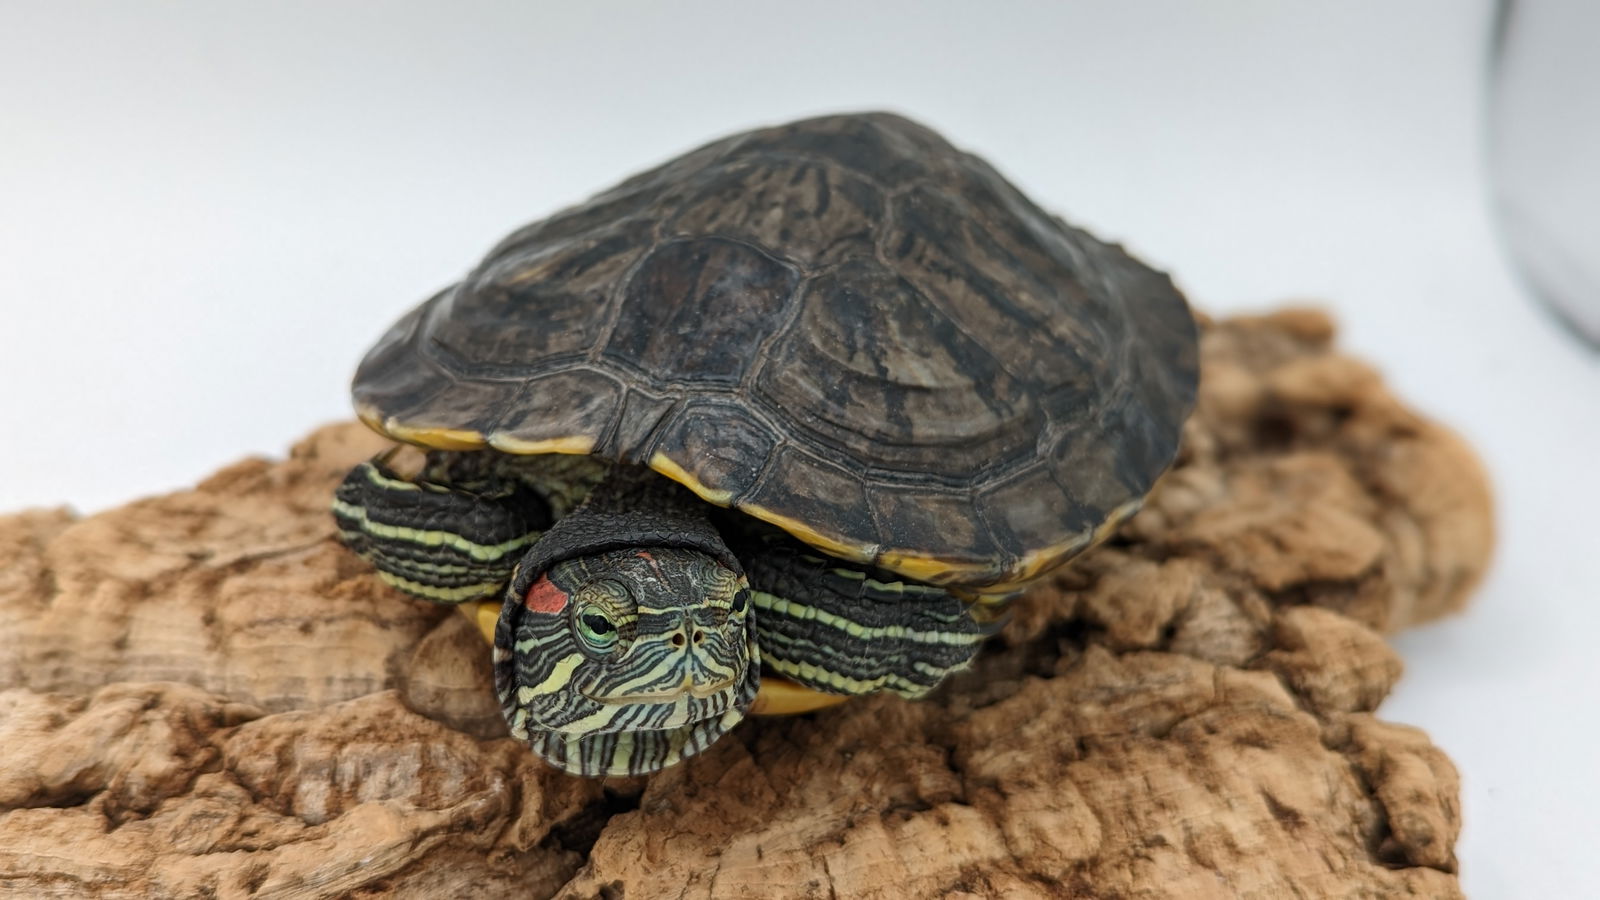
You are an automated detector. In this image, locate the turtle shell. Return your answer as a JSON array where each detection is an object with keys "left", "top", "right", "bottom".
[{"left": 353, "top": 113, "right": 1198, "bottom": 591}]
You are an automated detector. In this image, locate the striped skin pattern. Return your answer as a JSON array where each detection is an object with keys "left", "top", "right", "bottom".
[
  {"left": 493, "top": 548, "right": 759, "bottom": 777},
  {"left": 735, "top": 533, "right": 992, "bottom": 698},
  {"left": 333, "top": 452, "right": 989, "bottom": 776},
  {"left": 331, "top": 457, "right": 551, "bottom": 602}
]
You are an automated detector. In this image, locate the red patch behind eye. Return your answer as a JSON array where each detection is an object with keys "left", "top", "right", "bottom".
[{"left": 524, "top": 576, "right": 569, "bottom": 614}]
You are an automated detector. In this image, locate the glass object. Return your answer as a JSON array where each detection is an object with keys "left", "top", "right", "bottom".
[{"left": 1489, "top": 0, "right": 1600, "bottom": 347}]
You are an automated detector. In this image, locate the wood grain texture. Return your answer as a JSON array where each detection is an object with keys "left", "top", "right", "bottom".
[{"left": 0, "top": 310, "right": 1490, "bottom": 898}]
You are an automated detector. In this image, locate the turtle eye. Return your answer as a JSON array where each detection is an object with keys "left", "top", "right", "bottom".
[
  {"left": 730, "top": 588, "right": 750, "bottom": 616},
  {"left": 570, "top": 577, "right": 630, "bottom": 654},
  {"left": 577, "top": 609, "right": 619, "bottom": 650}
]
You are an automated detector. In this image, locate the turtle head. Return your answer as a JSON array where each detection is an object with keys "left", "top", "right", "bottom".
[{"left": 494, "top": 546, "right": 759, "bottom": 776}]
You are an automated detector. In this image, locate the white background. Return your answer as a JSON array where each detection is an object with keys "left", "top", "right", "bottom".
[{"left": 3, "top": 3, "right": 1596, "bottom": 895}]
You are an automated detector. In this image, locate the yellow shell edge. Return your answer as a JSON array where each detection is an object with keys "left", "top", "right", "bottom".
[
  {"left": 458, "top": 600, "right": 501, "bottom": 644},
  {"left": 982, "top": 497, "right": 1144, "bottom": 592},
  {"left": 356, "top": 411, "right": 1143, "bottom": 593},
  {"left": 736, "top": 502, "right": 878, "bottom": 565},
  {"left": 748, "top": 678, "right": 852, "bottom": 716},
  {"left": 489, "top": 433, "right": 597, "bottom": 456},
  {"left": 355, "top": 403, "right": 387, "bottom": 435},
  {"left": 647, "top": 453, "right": 735, "bottom": 506},
  {"left": 354, "top": 403, "right": 597, "bottom": 457},
  {"left": 372, "top": 413, "right": 489, "bottom": 451},
  {"left": 873, "top": 548, "right": 982, "bottom": 584}
]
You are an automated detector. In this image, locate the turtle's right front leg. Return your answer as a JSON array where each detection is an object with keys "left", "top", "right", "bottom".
[{"left": 332, "top": 451, "right": 554, "bottom": 604}]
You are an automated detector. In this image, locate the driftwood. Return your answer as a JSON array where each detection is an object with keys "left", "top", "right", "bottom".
[{"left": 0, "top": 309, "right": 1492, "bottom": 898}]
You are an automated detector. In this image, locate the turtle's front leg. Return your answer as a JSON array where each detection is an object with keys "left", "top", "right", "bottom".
[
  {"left": 332, "top": 450, "right": 554, "bottom": 604},
  {"left": 732, "top": 532, "right": 996, "bottom": 710}
]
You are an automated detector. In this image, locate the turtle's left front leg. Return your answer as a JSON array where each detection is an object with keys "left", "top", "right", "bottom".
[
  {"left": 731, "top": 530, "right": 996, "bottom": 710},
  {"left": 332, "top": 450, "right": 554, "bottom": 604}
]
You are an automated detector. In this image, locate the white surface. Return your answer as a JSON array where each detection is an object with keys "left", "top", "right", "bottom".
[
  {"left": 1491, "top": 0, "right": 1600, "bottom": 342},
  {"left": 2, "top": 2, "right": 1596, "bottom": 895}
]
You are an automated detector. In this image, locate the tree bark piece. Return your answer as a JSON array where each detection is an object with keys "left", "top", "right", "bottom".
[{"left": 0, "top": 309, "right": 1492, "bottom": 898}]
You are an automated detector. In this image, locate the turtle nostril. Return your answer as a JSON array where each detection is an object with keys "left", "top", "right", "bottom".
[
  {"left": 692, "top": 630, "right": 705, "bottom": 645},
  {"left": 670, "top": 633, "right": 686, "bottom": 648}
]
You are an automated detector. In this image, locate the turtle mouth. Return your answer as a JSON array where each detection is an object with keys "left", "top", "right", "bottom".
[{"left": 582, "top": 674, "right": 737, "bottom": 705}]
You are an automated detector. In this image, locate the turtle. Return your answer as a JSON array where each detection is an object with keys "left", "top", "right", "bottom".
[{"left": 333, "top": 112, "right": 1198, "bottom": 778}]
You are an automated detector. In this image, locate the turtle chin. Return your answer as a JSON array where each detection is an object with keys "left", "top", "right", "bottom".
[
  {"left": 527, "top": 705, "right": 751, "bottom": 778},
  {"left": 516, "top": 654, "right": 761, "bottom": 777}
]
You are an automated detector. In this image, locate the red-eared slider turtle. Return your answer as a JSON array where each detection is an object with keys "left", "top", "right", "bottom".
[{"left": 334, "top": 112, "right": 1198, "bottom": 777}]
